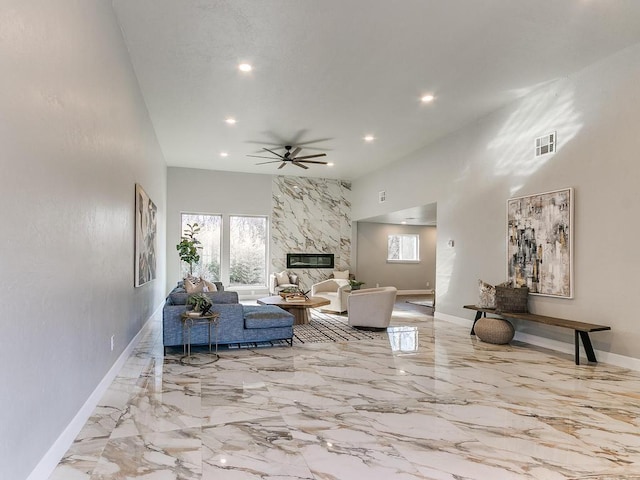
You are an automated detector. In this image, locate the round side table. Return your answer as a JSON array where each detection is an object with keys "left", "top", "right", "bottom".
[{"left": 180, "top": 311, "right": 220, "bottom": 366}]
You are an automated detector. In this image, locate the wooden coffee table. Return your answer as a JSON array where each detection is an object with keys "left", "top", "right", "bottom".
[{"left": 257, "top": 295, "right": 330, "bottom": 325}]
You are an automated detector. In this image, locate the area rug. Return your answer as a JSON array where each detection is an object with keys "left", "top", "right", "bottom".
[
  {"left": 293, "top": 310, "right": 386, "bottom": 344},
  {"left": 222, "top": 309, "right": 385, "bottom": 349}
]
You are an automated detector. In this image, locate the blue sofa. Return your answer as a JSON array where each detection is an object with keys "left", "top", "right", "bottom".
[{"left": 163, "top": 282, "right": 294, "bottom": 352}]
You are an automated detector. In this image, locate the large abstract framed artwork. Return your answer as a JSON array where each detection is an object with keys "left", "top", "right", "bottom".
[
  {"left": 507, "top": 188, "right": 573, "bottom": 298},
  {"left": 135, "top": 184, "right": 157, "bottom": 287}
]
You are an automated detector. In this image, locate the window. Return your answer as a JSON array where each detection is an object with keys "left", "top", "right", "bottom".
[
  {"left": 229, "top": 215, "right": 267, "bottom": 287},
  {"left": 181, "top": 214, "right": 222, "bottom": 280},
  {"left": 388, "top": 234, "right": 420, "bottom": 262}
]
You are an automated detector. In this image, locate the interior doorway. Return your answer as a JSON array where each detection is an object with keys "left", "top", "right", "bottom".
[{"left": 354, "top": 202, "right": 437, "bottom": 296}]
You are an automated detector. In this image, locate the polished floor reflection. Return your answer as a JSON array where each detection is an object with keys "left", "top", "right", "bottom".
[{"left": 50, "top": 300, "right": 640, "bottom": 479}]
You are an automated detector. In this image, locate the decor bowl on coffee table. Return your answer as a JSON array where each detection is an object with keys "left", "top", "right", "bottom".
[{"left": 279, "top": 286, "right": 302, "bottom": 298}]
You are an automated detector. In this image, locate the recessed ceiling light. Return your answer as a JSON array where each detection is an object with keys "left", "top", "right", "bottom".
[
  {"left": 238, "top": 63, "right": 252, "bottom": 72},
  {"left": 364, "top": 135, "right": 375, "bottom": 142},
  {"left": 401, "top": 221, "right": 407, "bottom": 224},
  {"left": 327, "top": 162, "right": 334, "bottom": 167},
  {"left": 225, "top": 118, "right": 236, "bottom": 125},
  {"left": 421, "top": 94, "right": 435, "bottom": 103},
  {"left": 220, "top": 152, "right": 228, "bottom": 157}
]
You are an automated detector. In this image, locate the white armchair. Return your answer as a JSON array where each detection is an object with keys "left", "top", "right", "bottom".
[
  {"left": 269, "top": 271, "right": 300, "bottom": 295},
  {"left": 347, "top": 286, "right": 397, "bottom": 329},
  {"left": 311, "top": 279, "right": 351, "bottom": 313}
]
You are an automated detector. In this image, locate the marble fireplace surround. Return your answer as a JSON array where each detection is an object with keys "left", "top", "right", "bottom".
[{"left": 271, "top": 176, "right": 351, "bottom": 292}]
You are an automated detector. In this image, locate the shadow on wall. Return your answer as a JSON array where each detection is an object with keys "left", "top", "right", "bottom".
[
  {"left": 436, "top": 79, "right": 584, "bottom": 309},
  {"left": 487, "top": 81, "right": 583, "bottom": 182}
]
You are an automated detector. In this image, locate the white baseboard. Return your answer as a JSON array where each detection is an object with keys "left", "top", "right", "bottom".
[
  {"left": 398, "top": 289, "right": 434, "bottom": 295},
  {"left": 435, "top": 312, "right": 640, "bottom": 372},
  {"left": 27, "top": 303, "right": 162, "bottom": 480}
]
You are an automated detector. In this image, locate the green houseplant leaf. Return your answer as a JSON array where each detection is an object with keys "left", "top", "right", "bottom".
[
  {"left": 187, "top": 293, "right": 212, "bottom": 315},
  {"left": 176, "top": 223, "right": 202, "bottom": 275}
]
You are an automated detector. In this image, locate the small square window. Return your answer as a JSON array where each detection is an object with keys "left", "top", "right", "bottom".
[{"left": 388, "top": 234, "right": 420, "bottom": 262}]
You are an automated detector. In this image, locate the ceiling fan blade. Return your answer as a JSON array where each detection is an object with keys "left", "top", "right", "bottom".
[
  {"left": 278, "top": 162, "right": 287, "bottom": 169},
  {"left": 292, "top": 161, "right": 309, "bottom": 169},
  {"left": 299, "top": 160, "right": 328, "bottom": 165},
  {"left": 292, "top": 153, "right": 327, "bottom": 160},
  {"left": 289, "top": 147, "right": 301, "bottom": 158},
  {"left": 255, "top": 160, "right": 283, "bottom": 165},
  {"left": 263, "top": 147, "right": 285, "bottom": 158},
  {"left": 248, "top": 155, "right": 280, "bottom": 159}
]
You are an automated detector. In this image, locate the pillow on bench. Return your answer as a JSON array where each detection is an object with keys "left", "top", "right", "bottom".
[
  {"left": 495, "top": 284, "right": 529, "bottom": 313},
  {"left": 478, "top": 279, "right": 496, "bottom": 309}
]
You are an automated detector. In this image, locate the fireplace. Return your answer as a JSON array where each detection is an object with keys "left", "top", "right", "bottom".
[{"left": 287, "top": 253, "right": 334, "bottom": 269}]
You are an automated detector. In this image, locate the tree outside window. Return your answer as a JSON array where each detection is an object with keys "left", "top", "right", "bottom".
[
  {"left": 388, "top": 234, "right": 420, "bottom": 262},
  {"left": 229, "top": 216, "right": 267, "bottom": 286},
  {"left": 181, "top": 214, "right": 221, "bottom": 280}
]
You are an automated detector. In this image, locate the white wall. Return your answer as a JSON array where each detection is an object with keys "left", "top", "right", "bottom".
[
  {"left": 356, "top": 223, "right": 436, "bottom": 291},
  {"left": 0, "top": 2, "right": 167, "bottom": 479},
  {"left": 166, "top": 168, "right": 273, "bottom": 293},
  {"left": 352, "top": 42, "right": 640, "bottom": 359}
]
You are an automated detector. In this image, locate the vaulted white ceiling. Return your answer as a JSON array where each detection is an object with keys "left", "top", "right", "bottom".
[{"left": 112, "top": 0, "right": 640, "bottom": 181}]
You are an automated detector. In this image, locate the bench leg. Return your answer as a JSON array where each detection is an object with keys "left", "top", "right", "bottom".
[
  {"left": 578, "top": 331, "right": 598, "bottom": 364},
  {"left": 470, "top": 311, "right": 484, "bottom": 335}
]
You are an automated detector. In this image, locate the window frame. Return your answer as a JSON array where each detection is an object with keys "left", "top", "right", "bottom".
[
  {"left": 228, "top": 214, "right": 268, "bottom": 288},
  {"left": 180, "top": 212, "right": 222, "bottom": 281},
  {"left": 387, "top": 233, "right": 420, "bottom": 264}
]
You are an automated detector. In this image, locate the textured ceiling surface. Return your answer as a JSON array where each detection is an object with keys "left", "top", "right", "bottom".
[{"left": 112, "top": 0, "right": 640, "bottom": 180}]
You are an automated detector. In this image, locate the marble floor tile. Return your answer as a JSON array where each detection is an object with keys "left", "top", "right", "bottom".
[
  {"left": 49, "top": 299, "right": 640, "bottom": 479},
  {"left": 92, "top": 428, "right": 201, "bottom": 480}
]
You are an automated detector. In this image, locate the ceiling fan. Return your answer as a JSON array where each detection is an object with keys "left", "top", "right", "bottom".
[{"left": 248, "top": 145, "right": 328, "bottom": 170}]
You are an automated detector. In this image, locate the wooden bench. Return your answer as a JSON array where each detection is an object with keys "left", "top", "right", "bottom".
[{"left": 463, "top": 305, "right": 611, "bottom": 365}]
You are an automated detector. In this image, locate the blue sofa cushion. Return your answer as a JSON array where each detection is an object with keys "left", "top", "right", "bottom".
[
  {"left": 167, "top": 290, "right": 238, "bottom": 305},
  {"left": 243, "top": 305, "right": 294, "bottom": 329}
]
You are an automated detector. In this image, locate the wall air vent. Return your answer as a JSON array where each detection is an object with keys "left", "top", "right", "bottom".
[
  {"left": 535, "top": 132, "right": 556, "bottom": 157},
  {"left": 378, "top": 190, "right": 386, "bottom": 203}
]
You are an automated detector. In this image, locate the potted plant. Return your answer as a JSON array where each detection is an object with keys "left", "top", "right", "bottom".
[
  {"left": 176, "top": 223, "right": 202, "bottom": 275},
  {"left": 349, "top": 280, "right": 366, "bottom": 290},
  {"left": 187, "top": 293, "right": 212, "bottom": 315}
]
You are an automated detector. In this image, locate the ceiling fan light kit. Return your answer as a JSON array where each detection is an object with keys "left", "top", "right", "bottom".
[{"left": 248, "top": 145, "right": 328, "bottom": 170}]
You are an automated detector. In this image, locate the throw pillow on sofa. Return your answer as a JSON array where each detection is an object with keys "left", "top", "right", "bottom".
[
  {"left": 202, "top": 279, "right": 217, "bottom": 292},
  {"left": 184, "top": 277, "right": 204, "bottom": 293}
]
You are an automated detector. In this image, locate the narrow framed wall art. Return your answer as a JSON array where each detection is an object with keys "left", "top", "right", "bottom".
[
  {"left": 135, "top": 183, "right": 157, "bottom": 287},
  {"left": 507, "top": 187, "right": 573, "bottom": 298}
]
